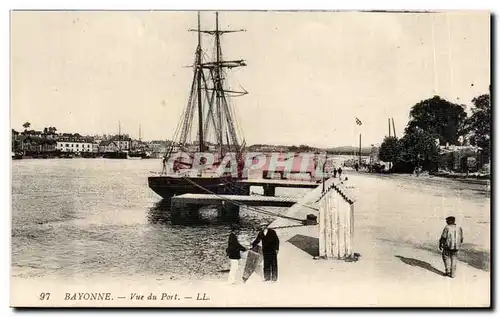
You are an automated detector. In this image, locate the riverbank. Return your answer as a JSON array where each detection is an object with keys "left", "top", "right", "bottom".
[{"left": 265, "top": 172, "right": 490, "bottom": 307}]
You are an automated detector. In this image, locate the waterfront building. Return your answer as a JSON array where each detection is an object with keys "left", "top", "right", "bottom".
[
  {"left": 110, "top": 135, "right": 131, "bottom": 151},
  {"left": 56, "top": 135, "right": 94, "bottom": 153},
  {"left": 99, "top": 140, "right": 118, "bottom": 153}
]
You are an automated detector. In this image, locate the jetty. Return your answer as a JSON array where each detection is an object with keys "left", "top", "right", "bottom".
[
  {"left": 170, "top": 193, "right": 298, "bottom": 218},
  {"left": 235, "top": 179, "right": 319, "bottom": 196}
]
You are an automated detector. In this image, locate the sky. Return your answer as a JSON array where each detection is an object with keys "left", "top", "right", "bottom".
[{"left": 10, "top": 11, "right": 490, "bottom": 147}]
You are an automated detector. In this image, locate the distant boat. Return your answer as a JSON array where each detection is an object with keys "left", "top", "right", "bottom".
[
  {"left": 60, "top": 152, "right": 74, "bottom": 159},
  {"left": 103, "top": 151, "right": 128, "bottom": 159},
  {"left": 128, "top": 125, "right": 151, "bottom": 159},
  {"left": 129, "top": 151, "right": 151, "bottom": 159},
  {"left": 148, "top": 12, "right": 247, "bottom": 200},
  {"left": 104, "top": 121, "right": 128, "bottom": 159}
]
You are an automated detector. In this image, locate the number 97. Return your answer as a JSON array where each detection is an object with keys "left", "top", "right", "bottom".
[{"left": 39, "top": 293, "right": 51, "bottom": 300}]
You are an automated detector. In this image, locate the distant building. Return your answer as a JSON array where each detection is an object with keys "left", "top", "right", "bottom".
[
  {"left": 110, "top": 135, "right": 131, "bottom": 151},
  {"left": 22, "top": 138, "right": 57, "bottom": 153},
  {"left": 42, "top": 132, "right": 58, "bottom": 140},
  {"left": 99, "top": 140, "right": 130, "bottom": 153},
  {"left": 56, "top": 135, "right": 94, "bottom": 153},
  {"left": 437, "top": 145, "right": 483, "bottom": 173},
  {"left": 56, "top": 140, "right": 94, "bottom": 153}
]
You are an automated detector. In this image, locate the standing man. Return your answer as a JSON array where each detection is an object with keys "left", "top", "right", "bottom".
[
  {"left": 226, "top": 223, "right": 246, "bottom": 284},
  {"left": 252, "top": 223, "right": 280, "bottom": 282},
  {"left": 439, "top": 216, "right": 464, "bottom": 278},
  {"left": 337, "top": 167, "right": 343, "bottom": 179}
]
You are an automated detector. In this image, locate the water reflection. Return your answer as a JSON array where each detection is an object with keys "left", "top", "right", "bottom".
[
  {"left": 147, "top": 199, "right": 241, "bottom": 226},
  {"left": 147, "top": 199, "right": 278, "bottom": 230},
  {"left": 147, "top": 199, "right": 172, "bottom": 224}
]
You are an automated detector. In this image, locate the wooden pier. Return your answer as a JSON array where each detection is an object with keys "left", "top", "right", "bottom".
[
  {"left": 170, "top": 193, "right": 298, "bottom": 219},
  {"left": 235, "top": 179, "right": 319, "bottom": 196}
]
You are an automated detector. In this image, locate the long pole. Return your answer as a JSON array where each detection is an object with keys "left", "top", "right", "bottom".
[
  {"left": 358, "top": 133, "right": 362, "bottom": 165},
  {"left": 391, "top": 117, "right": 396, "bottom": 138},
  {"left": 118, "top": 121, "right": 121, "bottom": 151},
  {"left": 196, "top": 12, "right": 204, "bottom": 152},
  {"left": 388, "top": 118, "right": 391, "bottom": 137}
]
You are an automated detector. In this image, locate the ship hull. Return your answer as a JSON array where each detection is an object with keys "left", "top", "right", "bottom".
[
  {"left": 129, "top": 152, "right": 151, "bottom": 159},
  {"left": 103, "top": 152, "right": 128, "bottom": 159},
  {"left": 148, "top": 174, "right": 234, "bottom": 199}
]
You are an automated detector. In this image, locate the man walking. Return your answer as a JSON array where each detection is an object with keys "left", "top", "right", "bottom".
[
  {"left": 252, "top": 223, "right": 280, "bottom": 282},
  {"left": 439, "top": 216, "right": 464, "bottom": 278},
  {"left": 226, "top": 223, "right": 246, "bottom": 284}
]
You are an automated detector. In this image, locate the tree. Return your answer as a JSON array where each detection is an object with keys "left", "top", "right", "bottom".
[
  {"left": 405, "top": 96, "right": 467, "bottom": 146},
  {"left": 400, "top": 129, "right": 440, "bottom": 171},
  {"left": 378, "top": 136, "right": 401, "bottom": 167},
  {"left": 22, "top": 122, "right": 31, "bottom": 131},
  {"left": 466, "top": 94, "right": 491, "bottom": 160}
]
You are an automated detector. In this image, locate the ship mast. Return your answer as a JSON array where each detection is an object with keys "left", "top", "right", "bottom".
[
  {"left": 215, "top": 12, "right": 223, "bottom": 157},
  {"left": 196, "top": 12, "right": 204, "bottom": 152},
  {"left": 178, "top": 12, "right": 247, "bottom": 157}
]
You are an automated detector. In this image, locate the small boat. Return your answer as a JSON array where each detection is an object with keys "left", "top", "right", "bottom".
[
  {"left": 129, "top": 151, "right": 151, "bottom": 159},
  {"left": 60, "top": 152, "right": 74, "bottom": 159},
  {"left": 103, "top": 151, "right": 128, "bottom": 159}
]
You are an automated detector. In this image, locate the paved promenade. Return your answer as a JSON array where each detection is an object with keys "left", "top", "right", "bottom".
[{"left": 238, "top": 172, "right": 490, "bottom": 307}]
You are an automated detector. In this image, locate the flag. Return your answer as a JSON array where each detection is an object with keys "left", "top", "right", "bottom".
[{"left": 355, "top": 117, "right": 362, "bottom": 126}]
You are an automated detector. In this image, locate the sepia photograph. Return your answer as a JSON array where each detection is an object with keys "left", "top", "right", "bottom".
[{"left": 9, "top": 9, "right": 491, "bottom": 307}]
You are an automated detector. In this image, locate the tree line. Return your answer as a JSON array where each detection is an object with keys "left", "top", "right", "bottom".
[{"left": 378, "top": 94, "right": 491, "bottom": 173}]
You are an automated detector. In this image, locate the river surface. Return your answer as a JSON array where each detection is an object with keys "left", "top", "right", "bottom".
[{"left": 11, "top": 158, "right": 310, "bottom": 280}]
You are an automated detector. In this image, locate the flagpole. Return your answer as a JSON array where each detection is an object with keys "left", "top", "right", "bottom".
[
  {"left": 355, "top": 117, "right": 362, "bottom": 166},
  {"left": 359, "top": 133, "right": 362, "bottom": 165}
]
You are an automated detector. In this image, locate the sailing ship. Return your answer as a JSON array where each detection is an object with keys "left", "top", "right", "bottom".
[
  {"left": 129, "top": 125, "right": 151, "bottom": 159},
  {"left": 148, "top": 12, "right": 247, "bottom": 199},
  {"left": 103, "top": 121, "right": 128, "bottom": 159}
]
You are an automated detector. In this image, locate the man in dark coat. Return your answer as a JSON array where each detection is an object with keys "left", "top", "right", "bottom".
[
  {"left": 227, "top": 223, "right": 246, "bottom": 284},
  {"left": 252, "top": 223, "right": 280, "bottom": 282}
]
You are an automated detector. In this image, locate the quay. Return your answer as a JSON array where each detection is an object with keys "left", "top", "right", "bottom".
[
  {"left": 170, "top": 193, "right": 298, "bottom": 219},
  {"left": 232, "top": 172, "right": 490, "bottom": 307},
  {"left": 235, "top": 179, "right": 319, "bottom": 196}
]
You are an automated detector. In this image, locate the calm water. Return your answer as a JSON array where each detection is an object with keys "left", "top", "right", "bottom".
[{"left": 11, "top": 158, "right": 306, "bottom": 280}]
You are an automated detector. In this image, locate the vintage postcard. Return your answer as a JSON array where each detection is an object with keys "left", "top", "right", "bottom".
[{"left": 10, "top": 10, "right": 490, "bottom": 307}]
